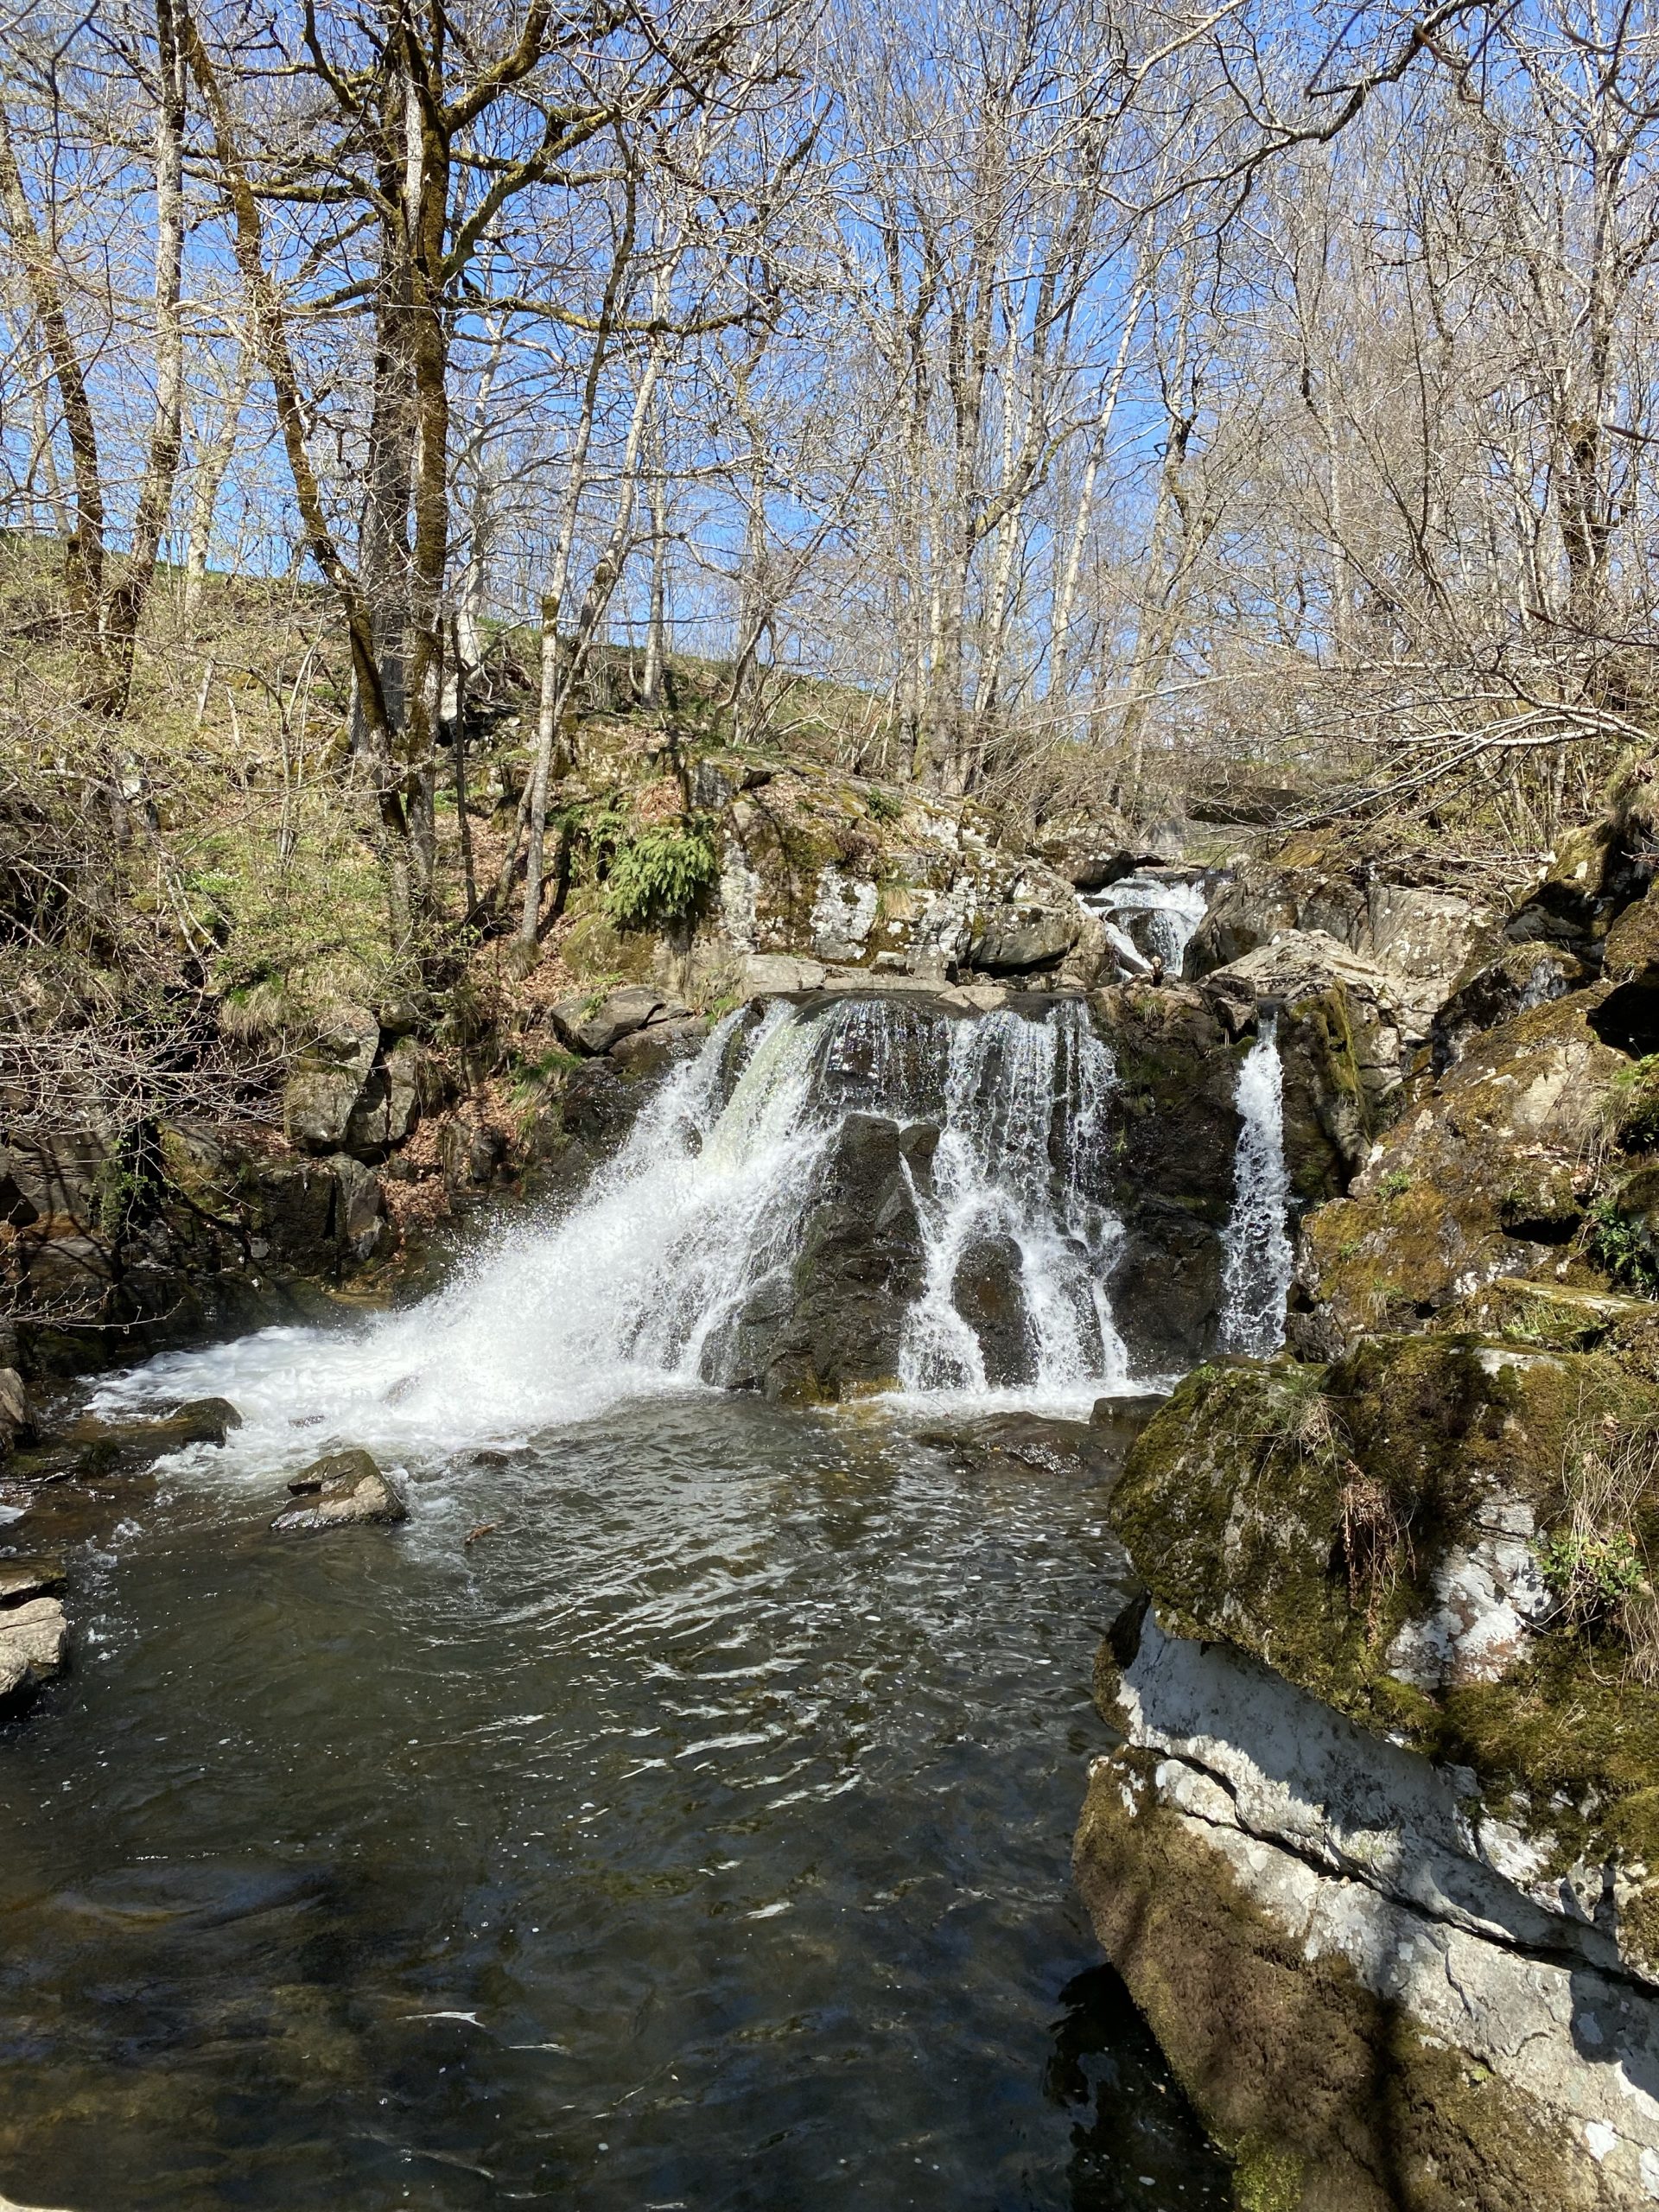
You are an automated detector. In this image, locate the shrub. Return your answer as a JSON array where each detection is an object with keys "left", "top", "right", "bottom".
[
  {"left": 865, "top": 786, "right": 905, "bottom": 823},
  {"left": 602, "top": 818, "right": 719, "bottom": 931},
  {"left": 1586, "top": 1194, "right": 1659, "bottom": 1294},
  {"left": 1536, "top": 1413, "right": 1659, "bottom": 1671}
]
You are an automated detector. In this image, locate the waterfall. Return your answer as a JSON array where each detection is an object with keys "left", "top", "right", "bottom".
[
  {"left": 1082, "top": 873, "right": 1209, "bottom": 976},
  {"left": 899, "top": 1006, "right": 1127, "bottom": 1395},
  {"left": 1217, "top": 1016, "right": 1294, "bottom": 1357},
  {"left": 95, "top": 995, "right": 1133, "bottom": 1460}
]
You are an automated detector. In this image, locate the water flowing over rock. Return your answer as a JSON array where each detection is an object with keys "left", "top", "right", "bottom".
[
  {"left": 88, "top": 990, "right": 1262, "bottom": 1458},
  {"left": 1217, "top": 1017, "right": 1292, "bottom": 1356},
  {"left": 1081, "top": 870, "right": 1209, "bottom": 979}
]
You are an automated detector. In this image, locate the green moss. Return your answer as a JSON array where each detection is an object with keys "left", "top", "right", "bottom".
[
  {"left": 1115, "top": 1339, "right": 1659, "bottom": 1967},
  {"left": 1233, "top": 2138, "right": 1304, "bottom": 2212}
]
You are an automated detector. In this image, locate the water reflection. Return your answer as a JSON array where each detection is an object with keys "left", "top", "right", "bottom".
[
  {"left": 1048, "top": 1967, "right": 1232, "bottom": 2210},
  {"left": 0, "top": 1397, "right": 1221, "bottom": 2210}
]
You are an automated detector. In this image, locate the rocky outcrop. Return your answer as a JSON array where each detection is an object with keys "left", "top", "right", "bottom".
[
  {"left": 1202, "top": 931, "right": 1413, "bottom": 1174},
  {"left": 1078, "top": 1621, "right": 1659, "bottom": 2212},
  {"left": 0, "top": 1111, "right": 399, "bottom": 1367},
  {"left": 270, "top": 1449, "right": 408, "bottom": 1533},
  {"left": 1185, "top": 836, "right": 1501, "bottom": 1037},
  {"left": 1295, "top": 986, "right": 1624, "bottom": 1348},
  {"left": 556, "top": 757, "right": 1091, "bottom": 1000},
  {"left": 1078, "top": 1339, "right": 1659, "bottom": 2208}
]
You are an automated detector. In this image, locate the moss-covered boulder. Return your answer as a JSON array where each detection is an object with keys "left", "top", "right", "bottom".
[
  {"left": 1077, "top": 1337, "right": 1659, "bottom": 2206},
  {"left": 1295, "top": 986, "right": 1626, "bottom": 1345},
  {"left": 1113, "top": 1339, "right": 1659, "bottom": 1980}
]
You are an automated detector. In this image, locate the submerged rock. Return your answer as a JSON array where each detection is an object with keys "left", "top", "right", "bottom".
[
  {"left": 1087, "top": 1393, "right": 1168, "bottom": 1454},
  {"left": 270, "top": 1449, "right": 408, "bottom": 1533},
  {"left": 29, "top": 1395, "right": 245, "bottom": 1483},
  {"left": 919, "top": 1413, "right": 1118, "bottom": 1482}
]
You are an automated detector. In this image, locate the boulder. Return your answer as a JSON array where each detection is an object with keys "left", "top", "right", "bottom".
[
  {"left": 965, "top": 896, "right": 1080, "bottom": 975},
  {"left": 1110, "top": 1341, "right": 1659, "bottom": 1981},
  {"left": 0, "top": 1366, "right": 36, "bottom": 1455},
  {"left": 343, "top": 1035, "right": 423, "bottom": 1156},
  {"left": 708, "top": 1112, "right": 927, "bottom": 1401},
  {"left": 1202, "top": 931, "right": 1411, "bottom": 1090},
  {"left": 1186, "top": 843, "right": 1499, "bottom": 1030},
  {"left": 283, "top": 1003, "right": 380, "bottom": 1154},
  {"left": 1603, "top": 886, "right": 1659, "bottom": 988},
  {"left": 0, "top": 1594, "right": 67, "bottom": 1700},
  {"left": 1088, "top": 1392, "right": 1169, "bottom": 1455},
  {"left": 920, "top": 1412, "right": 1117, "bottom": 1481},
  {"left": 950, "top": 1232, "right": 1033, "bottom": 1386},
  {"left": 550, "top": 985, "right": 664, "bottom": 1056},
  {"left": 52, "top": 1395, "right": 241, "bottom": 1478},
  {"left": 328, "top": 1155, "right": 385, "bottom": 1262},
  {"left": 253, "top": 1154, "right": 385, "bottom": 1273},
  {"left": 270, "top": 1448, "right": 408, "bottom": 1533},
  {"left": 606, "top": 1014, "right": 706, "bottom": 1079},
  {"left": 738, "top": 953, "right": 827, "bottom": 998},
  {"left": 438, "top": 1116, "right": 507, "bottom": 1205}
]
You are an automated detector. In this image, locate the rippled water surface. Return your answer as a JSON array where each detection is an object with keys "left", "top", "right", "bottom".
[{"left": 0, "top": 1394, "right": 1230, "bottom": 2211}]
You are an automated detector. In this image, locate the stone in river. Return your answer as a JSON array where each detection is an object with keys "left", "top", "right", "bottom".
[
  {"left": 0, "top": 1556, "right": 66, "bottom": 1609},
  {"left": 270, "top": 1449, "right": 409, "bottom": 1534},
  {"left": 0, "top": 1595, "right": 68, "bottom": 1700}
]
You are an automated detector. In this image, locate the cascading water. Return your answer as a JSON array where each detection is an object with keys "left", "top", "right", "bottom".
[
  {"left": 95, "top": 995, "right": 1133, "bottom": 1459},
  {"left": 1217, "top": 1014, "right": 1294, "bottom": 1356},
  {"left": 899, "top": 1007, "right": 1127, "bottom": 1395},
  {"left": 1083, "top": 872, "right": 1210, "bottom": 977}
]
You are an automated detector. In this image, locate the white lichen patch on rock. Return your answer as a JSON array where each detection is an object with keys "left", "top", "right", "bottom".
[{"left": 1384, "top": 1496, "right": 1554, "bottom": 1690}]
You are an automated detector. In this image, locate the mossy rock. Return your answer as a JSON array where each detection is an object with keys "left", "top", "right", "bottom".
[
  {"left": 1299, "top": 985, "right": 1626, "bottom": 1340},
  {"left": 1115, "top": 1338, "right": 1659, "bottom": 1978}
]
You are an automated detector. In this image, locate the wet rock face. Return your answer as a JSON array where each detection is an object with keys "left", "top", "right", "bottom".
[
  {"left": 710, "top": 1112, "right": 927, "bottom": 1402},
  {"left": 1085, "top": 986, "right": 1241, "bottom": 1369},
  {"left": 950, "top": 1232, "right": 1033, "bottom": 1386}
]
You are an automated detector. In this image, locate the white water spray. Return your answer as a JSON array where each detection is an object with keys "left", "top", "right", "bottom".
[
  {"left": 1083, "top": 873, "right": 1209, "bottom": 976},
  {"left": 1217, "top": 1015, "right": 1294, "bottom": 1357},
  {"left": 95, "top": 995, "right": 1134, "bottom": 1464},
  {"left": 899, "top": 1007, "right": 1127, "bottom": 1394}
]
